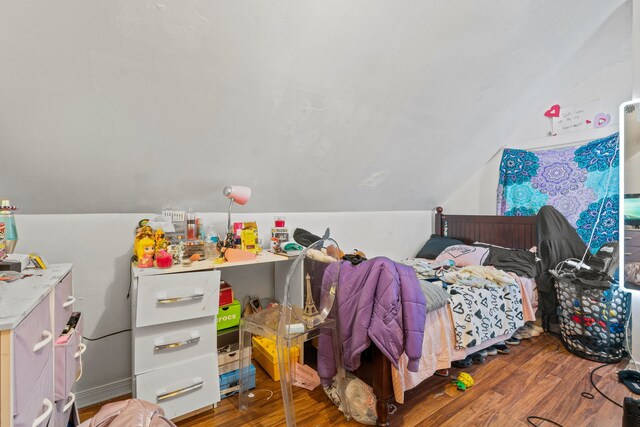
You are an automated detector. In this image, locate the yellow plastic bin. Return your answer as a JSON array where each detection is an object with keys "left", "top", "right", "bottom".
[{"left": 251, "top": 336, "right": 299, "bottom": 381}]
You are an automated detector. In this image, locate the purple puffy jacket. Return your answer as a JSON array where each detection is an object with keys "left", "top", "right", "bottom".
[{"left": 317, "top": 257, "right": 426, "bottom": 386}]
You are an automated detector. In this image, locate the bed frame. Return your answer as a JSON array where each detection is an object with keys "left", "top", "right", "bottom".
[{"left": 354, "top": 206, "right": 538, "bottom": 426}]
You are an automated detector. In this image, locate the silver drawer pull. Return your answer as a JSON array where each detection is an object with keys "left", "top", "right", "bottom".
[
  {"left": 157, "top": 294, "right": 204, "bottom": 304},
  {"left": 155, "top": 336, "right": 200, "bottom": 351},
  {"left": 625, "top": 253, "right": 633, "bottom": 256},
  {"left": 625, "top": 237, "right": 632, "bottom": 240},
  {"left": 156, "top": 380, "right": 203, "bottom": 401}
]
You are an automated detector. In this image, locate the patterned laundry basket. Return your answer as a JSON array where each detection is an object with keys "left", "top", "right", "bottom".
[{"left": 553, "top": 271, "right": 630, "bottom": 363}]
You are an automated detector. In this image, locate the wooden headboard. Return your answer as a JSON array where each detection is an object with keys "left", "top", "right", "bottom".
[{"left": 434, "top": 207, "right": 537, "bottom": 250}]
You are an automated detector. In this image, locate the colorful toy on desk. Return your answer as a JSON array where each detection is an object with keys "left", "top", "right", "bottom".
[
  {"left": 136, "top": 237, "right": 155, "bottom": 268},
  {"left": 154, "top": 228, "right": 168, "bottom": 252},
  {"left": 133, "top": 222, "right": 153, "bottom": 259},
  {"left": 453, "top": 372, "right": 474, "bottom": 391},
  {"left": 154, "top": 249, "right": 172, "bottom": 268}
]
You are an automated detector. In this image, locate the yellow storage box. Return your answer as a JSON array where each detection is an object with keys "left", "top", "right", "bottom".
[{"left": 251, "top": 336, "right": 299, "bottom": 381}]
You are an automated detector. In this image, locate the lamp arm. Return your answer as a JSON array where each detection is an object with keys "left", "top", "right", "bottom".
[{"left": 227, "top": 197, "right": 234, "bottom": 234}]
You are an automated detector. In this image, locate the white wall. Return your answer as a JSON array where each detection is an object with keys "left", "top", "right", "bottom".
[
  {"left": 0, "top": 1, "right": 631, "bottom": 215},
  {"left": 14, "top": 210, "right": 432, "bottom": 406}
]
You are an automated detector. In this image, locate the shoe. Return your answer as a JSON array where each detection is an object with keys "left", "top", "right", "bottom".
[
  {"left": 485, "top": 346, "right": 498, "bottom": 356},
  {"left": 434, "top": 369, "right": 449, "bottom": 377},
  {"left": 478, "top": 349, "right": 488, "bottom": 358},
  {"left": 471, "top": 352, "right": 486, "bottom": 364},
  {"left": 452, "top": 356, "right": 473, "bottom": 368},
  {"left": 505, "top": 336, "right": 521, "bottom": 345},
  {"left": 514, "top": 327, "right": 532, "bottom": 340},
  {"left": 528, "top": 323, "right": 544, "bottom": 334},
  {"left": 494, "top": 342, "right": 511, "bottom": 354}
]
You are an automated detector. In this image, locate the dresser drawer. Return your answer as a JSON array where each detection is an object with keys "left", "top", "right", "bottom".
[
  {"left": 135, "top": 354, "right": 219, "bottom": 419},
  {"left": 54, "top": 271, "right": 74, "bottom": 337},
  {"left": 53, "top": 392, "right": 76, "bottom": 427},
  {"left": 13, "top": 357, "right": 54, "bottom": 427},
  {"left": 55, "top": 313, "right": 84, "bottom": 401},
  {"left": 134, "top": 317, "right": 217, "bottom": 375},
  {"left": 136, "top": 270, "right": 220, "bottom": 328},
  {"left": 13, "top": 294, "right": 53, "bottom": 415}
]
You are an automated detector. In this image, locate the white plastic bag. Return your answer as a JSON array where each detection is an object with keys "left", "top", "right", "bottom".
[{"left": 324, "top": 373, "right": 377, "bottom": 425}]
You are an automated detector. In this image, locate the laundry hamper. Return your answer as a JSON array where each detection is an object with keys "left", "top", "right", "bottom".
[{"left": 552, "top": 270, "right": 630, "bottom": 363}]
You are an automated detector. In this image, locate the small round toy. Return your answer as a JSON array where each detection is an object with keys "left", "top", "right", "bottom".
[{"left": 453, "top": 372, "right": 474, "bottom": 391}]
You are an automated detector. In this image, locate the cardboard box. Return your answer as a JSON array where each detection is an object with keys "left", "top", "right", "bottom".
[
  {"left": 216, "top": 300, "right": 241, "bottom": 331},
  {"left": 219, "top": 364, "right": 256, "bottom": 399},
  {"left": 252, "top": 336, "right": 299, "bottom": 381}
]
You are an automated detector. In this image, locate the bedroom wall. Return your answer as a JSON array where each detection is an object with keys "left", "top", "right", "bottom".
[
  {"left": 0, "top": 0, "right": 632, "bottom": 216},
  {"left": 443, "top": 0, "right": 631, "bottom": 214},
  {"left": 14, "top": 209, "right": 432, "bottom": 406}
]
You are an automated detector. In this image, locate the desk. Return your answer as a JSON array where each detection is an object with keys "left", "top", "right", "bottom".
[{"left": 130, "top": 252, "right": 302, "bottom": 420}]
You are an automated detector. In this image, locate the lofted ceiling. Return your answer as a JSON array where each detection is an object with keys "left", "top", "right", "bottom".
[{"left": 0, "top": 0, "right": 632, "bottom": 214}]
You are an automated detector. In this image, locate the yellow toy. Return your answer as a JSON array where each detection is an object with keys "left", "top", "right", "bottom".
[
  {"left": 133, "top": 225, "right": 153, "bottom": 259},
  {"left": 136, "top": 237, "right": 155, "bottom": 268},
  {"left": 154, "top": 228, "right": 168, "bottom": 252},
  {"left": 453, "top": 372, "right": 474, "bottom": 391}
]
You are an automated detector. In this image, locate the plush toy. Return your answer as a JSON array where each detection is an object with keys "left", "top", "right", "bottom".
[{"left": 453, "top": 372, "right": 474, "bottom": 391}]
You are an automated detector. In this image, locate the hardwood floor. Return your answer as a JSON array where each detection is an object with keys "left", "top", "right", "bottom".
[{"left": 79, "top": 334, "right": 638, "bottom": 426}]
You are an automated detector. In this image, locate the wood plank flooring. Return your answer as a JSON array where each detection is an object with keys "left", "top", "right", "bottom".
[{"left": 79, "top": 334, "right": 638, "bottom": 426}]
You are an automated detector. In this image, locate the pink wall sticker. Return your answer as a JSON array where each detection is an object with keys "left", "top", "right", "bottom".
[
  {"left": 593, "top": 113, "right": 611, "bottom": 128},
  {"left": 544, "top": 104, "right": 561, "bottom": 118}
]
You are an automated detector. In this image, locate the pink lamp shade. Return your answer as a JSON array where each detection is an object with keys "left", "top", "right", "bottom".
[{"left": 223, "top": 186, "right": 251, "bottom": 205}]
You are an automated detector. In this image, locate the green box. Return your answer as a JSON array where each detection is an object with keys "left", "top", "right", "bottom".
[{"left": 217, "top": 299, "right": 241, "bottom": 330}]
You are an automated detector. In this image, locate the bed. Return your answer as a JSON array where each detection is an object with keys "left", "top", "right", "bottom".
[{"left": 352, "top": 207, "right": 538, "bottom": 426}]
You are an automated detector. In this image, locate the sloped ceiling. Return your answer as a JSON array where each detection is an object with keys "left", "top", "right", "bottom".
[{"left": 0, "top": 0, "right": 632, "bottom": 214}]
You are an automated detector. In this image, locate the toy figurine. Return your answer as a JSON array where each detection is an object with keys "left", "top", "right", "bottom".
[
  {"left": 137, "top": 237, "right": 155, "bottom": 268},
  {"left": 154, "top": 228, "right": 168, "bottom": 252},
  {"left": 133, "top": 224, "right": 153, "bottom": 259}
]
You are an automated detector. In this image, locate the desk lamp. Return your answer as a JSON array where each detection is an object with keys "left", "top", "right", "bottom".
[{"left": 222, "top": 186, "right": 251, "bottom": 247}]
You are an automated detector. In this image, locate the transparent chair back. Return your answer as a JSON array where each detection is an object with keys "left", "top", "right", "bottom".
[{"left": 238, "top": 234, "right": 351, "bottom": 426}]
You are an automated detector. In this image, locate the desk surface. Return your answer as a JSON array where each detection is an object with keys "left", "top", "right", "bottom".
[
  {"left": 131, "top": 251, "right": 292, "bottom": 277},
  {"left": 0, "top": 263, "right": 73, "bottom": 331}
]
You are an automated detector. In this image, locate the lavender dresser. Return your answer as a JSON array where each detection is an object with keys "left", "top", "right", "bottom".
[{"left": 0, "top": 264, "right": 83, "bottom": 427}]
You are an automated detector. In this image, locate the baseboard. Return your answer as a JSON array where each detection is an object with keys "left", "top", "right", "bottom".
[{"left": 76, "top": 377, "right": 132, "bottom": 408}]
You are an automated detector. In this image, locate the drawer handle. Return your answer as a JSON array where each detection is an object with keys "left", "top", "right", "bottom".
[
  {"left": 32, "top": 398, "right": 53, "bottom": 427},
  {"left": 155, "top": 336, "right": 200, "bottom": 352},
  {"left": 63, "top": 392, "right": 76, "bottom": 412},
  {"left": 157, "top": 293, "right": 204, "bottom": 304},
  {"left": 63, "top": 296, "right": 76, "bottom": 308},
  {"left": 33, "top": 330, "right": 53, "bottom": 352},
  {"left": 75, "top": 342, "right": 87, "bottom": 359},
  {"left": 625, "top": 253, "right": 633, "bottom": 256},
  {"left": 156, "top": 380, "right": 204, "bottom": 401},
  {"left": 625, "top": 237, "right": 632, "bottom": 240}
]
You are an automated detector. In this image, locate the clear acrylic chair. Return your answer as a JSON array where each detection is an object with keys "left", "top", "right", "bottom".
[{"left": 238, "top": 233, "right": 351, "bottom": 426}]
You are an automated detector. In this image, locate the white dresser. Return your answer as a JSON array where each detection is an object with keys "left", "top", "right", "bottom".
[
  {"left": 130, "top": 265, "right": 221, "bottom": 419},
  {"left": 0, "top": 264, "right": 82, "bottom": 427}
]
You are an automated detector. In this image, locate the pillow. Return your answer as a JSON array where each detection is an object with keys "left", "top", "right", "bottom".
[
  {"left": 416, "top": 234, "right": 464, "bottom": 259},
  {"left": 435, "top": 244, "right": 489, "bottom": 267},
  {"left": 474, "top": 242, "right": 537, "bottom": 278}
]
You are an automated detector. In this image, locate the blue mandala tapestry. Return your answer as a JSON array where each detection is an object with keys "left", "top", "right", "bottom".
[{"left": 497, "top": 133, "right": 619, "bottom": 252}]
